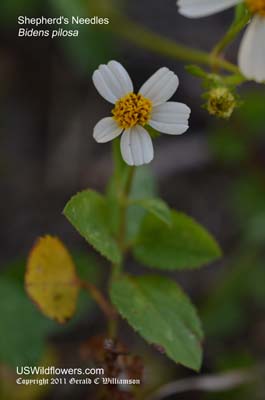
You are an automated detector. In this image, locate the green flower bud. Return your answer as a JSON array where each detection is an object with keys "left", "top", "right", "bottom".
[{"left": 207, "top": 87, "right": 236, "bottom": 119}]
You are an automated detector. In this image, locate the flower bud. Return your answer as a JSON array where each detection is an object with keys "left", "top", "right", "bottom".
[{"left": 206, "top": 87, "right": 236, "bottom": 119}]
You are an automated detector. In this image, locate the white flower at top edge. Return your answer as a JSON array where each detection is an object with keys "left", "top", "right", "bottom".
[
  {"left": 177, "top": 0, "right": 265, "bottom": 83},
  {"left": 92, "top": 60, "right": 191, "bottom": 166}
]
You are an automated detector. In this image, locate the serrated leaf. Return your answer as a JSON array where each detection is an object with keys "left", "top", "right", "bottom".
[
  {"left": 110, "top": 275, "right": 203, "bottom": 371},
  {"left": 64, "top": 190, "right": 121, "bottom": 264},
  {"left": 133, "top": 211, "right": 221, "bottom": 270},
  {"left": 26, "top": 236, "right": 79, "bottom": 323},
  {"left": 133, "top": 198, "right": 172, "bottom": 226}
]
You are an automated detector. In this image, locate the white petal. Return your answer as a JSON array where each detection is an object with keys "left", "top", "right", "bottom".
[
  {"left": 92, "top": 60, "right": 133, "bottom": 104},
  {"left": 149, "top": 102, "right": 190, "bottom": 135},
  {"left": 120, "top": 126, "right": 154, "bottom": 166},
  {"left": 139, "top": 67, "right": 179, "bottom": 106},
  {"left": 238, "top": 16, "right": 265, "bottom": 83},
  {"left": 92, "top": 70, "right": 117, "bottom": 104},
  {"left": 93, "top": 117, "right": 123, "bottom": 143},
  {"left": 108, "top": 60, "right": 134, "bottom": 94},
  {"left": 177, "top": 0, "right": 241, "bottom": 18}
]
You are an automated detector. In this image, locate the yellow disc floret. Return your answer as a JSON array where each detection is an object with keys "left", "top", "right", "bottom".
[
  {"left": 112, "top": 92, "right": 152, "bottom": 130},
  {"left": 246, "top": 0, "right": 265, "bottom": 16}
]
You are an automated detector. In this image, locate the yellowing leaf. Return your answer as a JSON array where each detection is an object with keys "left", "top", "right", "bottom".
[{"left": 25, "top": 236, "right": 79, "bottom": 323}]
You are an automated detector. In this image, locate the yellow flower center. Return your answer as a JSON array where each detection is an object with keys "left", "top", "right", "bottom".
[
  {"left": 112, "top": 92, "right": 152, "bottom": 130},
  {"left": 246, "top": 0, "right": 265, "bottom": 16}
]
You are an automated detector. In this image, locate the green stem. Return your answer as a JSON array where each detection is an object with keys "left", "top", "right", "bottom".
[
  {"left": 111, "top": 166, "right": 135, "bottom": 279},
  {"left": 110, "top": 16, "right": 240, "bottom": 74},
  {"left": 211, "top": 11, "right": 250, "bottom": 61},
  {"left": 118, "top": 166, "right": 135, "bottom": 249},
  {"left": 108, "top": 152, "right": 136, "bottom": 336}
]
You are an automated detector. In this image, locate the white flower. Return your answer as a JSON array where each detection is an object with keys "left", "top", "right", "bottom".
[
  {"left": 177, "top": 0, "right": 265, "bottom": 83},
  {"left": 92, "top": 60, "right": 191, "bottom": 166}
]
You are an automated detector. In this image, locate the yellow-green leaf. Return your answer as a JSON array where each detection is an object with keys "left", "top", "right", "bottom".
[{"left": 25, "top": 236, "right": 79, "bottom": 323}]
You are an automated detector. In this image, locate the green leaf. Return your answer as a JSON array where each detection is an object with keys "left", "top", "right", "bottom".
[
  {"left": 133, "top": 198, "right": 172, "bottom": 226},
  {"left": 133, "top": 211, "right": 221, "bottom": 270},
  {"left": 64, "top": 190, "right": 121, "bottom": 264},
  {"left": 110, "top": 275, "right": 203, "bottom": 371}
]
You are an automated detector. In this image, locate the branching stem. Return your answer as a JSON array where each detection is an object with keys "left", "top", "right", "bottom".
[
  {"left": 79, "top": 279, "right": 117, "bottom": 320},
  {"left": 211, "top": 10, "right": 250, "bottom": 68}
]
